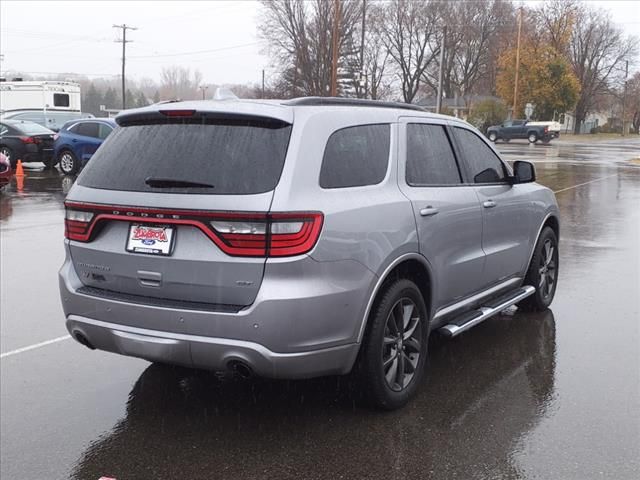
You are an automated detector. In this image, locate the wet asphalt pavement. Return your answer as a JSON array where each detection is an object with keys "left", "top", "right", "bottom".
[{"left": 1, "top": 138, "right": 639, "bottom": 479}]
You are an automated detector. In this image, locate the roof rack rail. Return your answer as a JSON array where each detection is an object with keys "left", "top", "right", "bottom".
[{"left": 282, "top": 97, "right": 425, "bottom": 112}]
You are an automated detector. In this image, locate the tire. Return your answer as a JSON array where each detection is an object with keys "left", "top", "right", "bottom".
[
  {"left": 528, "top": 132, "right": 538, "bottom": 143},
  {"left": 356, "top": 278, "right": 430, "bottom": 410},
  {"left": 519, "top": 227, "right": 559, "bottom": 311},
  {"left": 488, "top": 132, "right": 498, "bottom": 142},
  {"left": 542, "top": 138, "right": 551, "bottom": 144},
  {"left": 0, "top": 146, "right": 15, "bottom": 168},
  {"left": 58, "top": 150, "right": 79, "bottom": 175}
]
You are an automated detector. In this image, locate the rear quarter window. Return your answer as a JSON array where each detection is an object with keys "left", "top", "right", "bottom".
[{"left": 319, "top": 124, "right": 390, "bottom": 189}]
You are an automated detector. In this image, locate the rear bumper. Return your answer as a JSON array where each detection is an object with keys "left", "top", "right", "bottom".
[
  {"left": 59, "top": 248, "right": 374, "bottom": 378},
  {"left": 66, "top": 315, "right": 359, "bottom": 378}
]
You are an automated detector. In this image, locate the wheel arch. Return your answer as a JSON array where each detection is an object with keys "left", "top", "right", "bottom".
[
  {"left": 525, "top": 212, "right": 560, "bottom": 274},
  {"left": 356, "top": 253, "right": 434, "bottom": 344}
]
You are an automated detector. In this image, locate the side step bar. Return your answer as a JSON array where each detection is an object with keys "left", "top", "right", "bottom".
[{"left": 438, "top": 285, "right": 535, "bottom": 338}]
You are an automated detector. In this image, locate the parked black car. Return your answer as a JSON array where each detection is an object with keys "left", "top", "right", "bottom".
[
  {"left": 0, "top": 120, "right": 56, "bottom": 168},
  {"left": 487, "top": 120, "right": 554, "bottom": 144}
]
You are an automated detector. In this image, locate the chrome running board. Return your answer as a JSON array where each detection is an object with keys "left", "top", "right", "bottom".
[{"left": 438, "top": 285, "right": 535, "bottom": 338}]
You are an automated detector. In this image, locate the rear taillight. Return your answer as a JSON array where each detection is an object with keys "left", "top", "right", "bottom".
[
  {"left": 63, "top": 202, "right": 323, "bottom": 257},
  {"left": 19, "top": 136, "right": 36, "bottom": 144},
  {"left": 160, "top": 109, "right": 196, "bottom": 117},
  {"left": 64, "top": 209, "right": 94, "bottom": 241},
  {"left": 210, "top": 213, "right": 323, "bottom": 257}
]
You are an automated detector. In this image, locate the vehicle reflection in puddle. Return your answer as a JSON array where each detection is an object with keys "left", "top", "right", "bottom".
[{"left": 71, "top": 310, "right": 556, "bottom": 480}]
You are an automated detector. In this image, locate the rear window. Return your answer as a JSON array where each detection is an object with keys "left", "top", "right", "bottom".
[
  {"left": 14, "top": 121, "right": 52, "bottom": 134},
  {"left": 78, "top": 119, "right": 292, "bottom": 195},
  {"left": 319, "top": 124, "right": 390, "bottom": 189},
  {"left": 53, "top": 93, "right": 70, "bottom": 107}
]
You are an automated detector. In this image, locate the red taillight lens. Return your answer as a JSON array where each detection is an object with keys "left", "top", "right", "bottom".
[
  {"left": 19, "top": 136, "right": 36, "bottom": 144},
  {"left": 159, "top": 109, "right": 196, "bottom": 117},
  {"left": 64, "top": 209, "right": 94, "bottom": 241},
  {"left": 63, "top": 202, "right": 323, "bottom": 258},
  {"left": 210, "top": 213, "right": 323, "bottom": 257}
]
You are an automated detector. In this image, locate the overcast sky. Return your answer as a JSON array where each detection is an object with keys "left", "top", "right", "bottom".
[{"left": 1, "top": 0, "right": 639, "bottom": 86}]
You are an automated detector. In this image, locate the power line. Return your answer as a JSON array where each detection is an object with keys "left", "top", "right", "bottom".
[
  {"left": 128, "top": 42, "right": 261, "bottom": 59},
  {"left": 113, "top": 24, "right": 138, "bottom": 110}
]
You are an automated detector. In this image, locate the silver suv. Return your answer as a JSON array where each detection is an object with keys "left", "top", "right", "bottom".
[{"left": 59, "top": 98, "right": 559, "bottom": 409}]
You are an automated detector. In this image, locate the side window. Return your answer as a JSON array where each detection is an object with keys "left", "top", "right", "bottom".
[
  {"left": 98, "top": 124, "right": 113, "bottom": 140},
  {"left": 406, "top": 124, "right": 461, "bottom": 185},
  {"left": 76, "top": 122, "right": 100, "bottom": 138},
  {"left": 53, "top": 93, "right": 70, "bottom": 107},
  {"left": 319, "top": 124, "right": 390, "bottom": 189},
  {"left": 453, "top": 127, "right": 507, "bottom": 184},
  {"left": 0, "top": 125, "right": 8, "bottom": 136}
]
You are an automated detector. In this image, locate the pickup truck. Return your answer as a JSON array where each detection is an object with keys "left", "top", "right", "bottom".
[{"left": 487, "top": 119, "right": 558, "bottom": 144}]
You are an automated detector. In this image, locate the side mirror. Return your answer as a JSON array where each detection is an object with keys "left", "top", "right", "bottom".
[{"left": 513, "top": 161, "right": 536, "bottom": 183}]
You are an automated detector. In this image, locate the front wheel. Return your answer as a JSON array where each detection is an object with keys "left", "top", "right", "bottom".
[
  {"left": 528, "top": 132, "right": 539, "bottom": 143},
  {"left": 356, "top": 278, "right": 429, "bottom": 410},
  {"left": 58, "top": 150, "right": 79, "bottom": 175},
  {"left": 519, "top": 227, "right": 559, "bottom": 311},
  {"left": 488, "top": 132, "right": 498, "bottom": 142}
]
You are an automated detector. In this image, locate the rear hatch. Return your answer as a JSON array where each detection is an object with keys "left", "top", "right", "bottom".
[{"left": 65, "top": 108, "right": 294, "bottom": 308}]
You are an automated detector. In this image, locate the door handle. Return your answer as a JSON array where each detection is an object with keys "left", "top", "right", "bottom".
[
  {"left": 483, "top": 200, "right": 497, "bottom": 208},
  {"left": 419, "top": 206, "right": 439, "bottom": 217}
]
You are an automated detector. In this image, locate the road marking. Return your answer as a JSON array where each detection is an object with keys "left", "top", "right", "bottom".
[
  {"left": 553, "top": 174, "right": 618, "bottom": 194},
  {"left": 0, "top": 335, "right": 71, "bottom": 359}
]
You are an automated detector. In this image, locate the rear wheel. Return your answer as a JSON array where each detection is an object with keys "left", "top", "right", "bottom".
[
  {"left": 0, "top": 146, "right": 15, "bottom": 168},
  {"left": 528, "top": 132, "right": 538, "bottom": 143},
  {"left": 488, "top": 132, "right": 498, "bottom": 142},
  {"left": 58, "top": 150, "right": 79, "bottom": 175},
  {"left": 519, "top": 227, "right": 559, "bottom": 311},
  {"left": 356, "top": 278, "right": 429, "bottom": 410}
]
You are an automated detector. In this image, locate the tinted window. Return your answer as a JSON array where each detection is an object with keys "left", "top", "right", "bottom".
[
  {"left": 406, "top": 124, "right": 461, "bottom": 185},
  {"left": 76, "top": 122, "right": 100, "bottom": 138},
  {"left": 98, "top": 124, "right": 113, "bottom": 139},
  {"left": 78, "top": 120, "right": 292, "bottom": 195},
  {"left": 53, "top": 93, "right": 70, "bottom": 107},
  {"left": 319, "top": 124, "right": 390, "bottom": 189},
  {"left": 453, "top": 127, "right": 507, "bottom": 184}
]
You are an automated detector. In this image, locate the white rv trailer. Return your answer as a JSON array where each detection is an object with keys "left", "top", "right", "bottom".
[{"left": 0, "top": 80, "right": 81, "bottom": 113}]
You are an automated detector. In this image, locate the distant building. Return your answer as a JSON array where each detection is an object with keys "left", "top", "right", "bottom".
[{"left": 415, "top": 95, "right": 502, "bottom": 119}]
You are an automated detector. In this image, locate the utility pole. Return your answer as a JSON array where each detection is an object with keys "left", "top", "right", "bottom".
[
  {"left": 262, "top": 69, "right": 265, "bottom": 98},
  {"left": 113, "top": 24, "right": 137, "bottom": 110},
  {"left": 512, "top": 7, "right": 523, "bottom": 118},
  {"left": 621, "top": 60, "right": 629, "bottom": 136},
  {"left": 436, "top": 26, "right": 447, "bottom": 114},
  {"left": 359, "top": 0, "right": 367, "bottom": 98},
  {"left": 330, "top": 0, "right": 340, "bottom": 97},
  {"left": 199, "top": 85, "right": 208, "bottom": 100}
]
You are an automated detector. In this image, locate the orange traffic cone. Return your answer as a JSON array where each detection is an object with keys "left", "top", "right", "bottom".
[
  {"left": 15, "top": 160, "right": 25, "bottom": 177},
  {"left": 16, "top": 175, "right": 24, "bottom": 192}
]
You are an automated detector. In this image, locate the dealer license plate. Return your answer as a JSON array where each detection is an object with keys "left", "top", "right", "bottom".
[{"left": 126, "top": 225, "right": 175, "bottom": 255}]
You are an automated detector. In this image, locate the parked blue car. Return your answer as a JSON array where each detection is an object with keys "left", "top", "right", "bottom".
[{"left": 53, "top": 118, "right": 117, "bottom": 174}]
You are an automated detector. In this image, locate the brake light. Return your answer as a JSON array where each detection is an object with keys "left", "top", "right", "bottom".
[
  {"left": 210, "top": 213, "right": 323, "bottom": 257},
  {"left": 64, "top": 209, "right": 94, "bottom": 241},
  {"left": 19, "top": 136, "right": 36, "bottom": 144},
  {"left": 63, "top": 202, "right": 323, "bottom": 257},
  {"left": 159, "top": 109, "right": 196, "bottom": 117}
]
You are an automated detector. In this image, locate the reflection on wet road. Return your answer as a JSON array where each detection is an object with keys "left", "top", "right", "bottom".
[{"left": 1, "top": 140, "right": 639, "bottom": 479}]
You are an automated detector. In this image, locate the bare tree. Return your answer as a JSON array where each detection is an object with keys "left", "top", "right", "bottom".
[
  {"left": 567, "top": 5, "right": 638, "bottom": 133},
  {"left": 378, "top": 0, "right": 440, "bottom": 103},
  {"left": 160, "top": 66, "right": 203, "bottom": 100},
  {"left": 259, "top": 0, "right": 361, "bottom": 97},
  {"left": 422, "top": 0, "right": 514, "bottom": 101}
]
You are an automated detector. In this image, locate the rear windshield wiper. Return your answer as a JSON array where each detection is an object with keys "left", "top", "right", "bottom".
[{"left": 145, "top": 177, "right": 214, "bottom": 189}]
